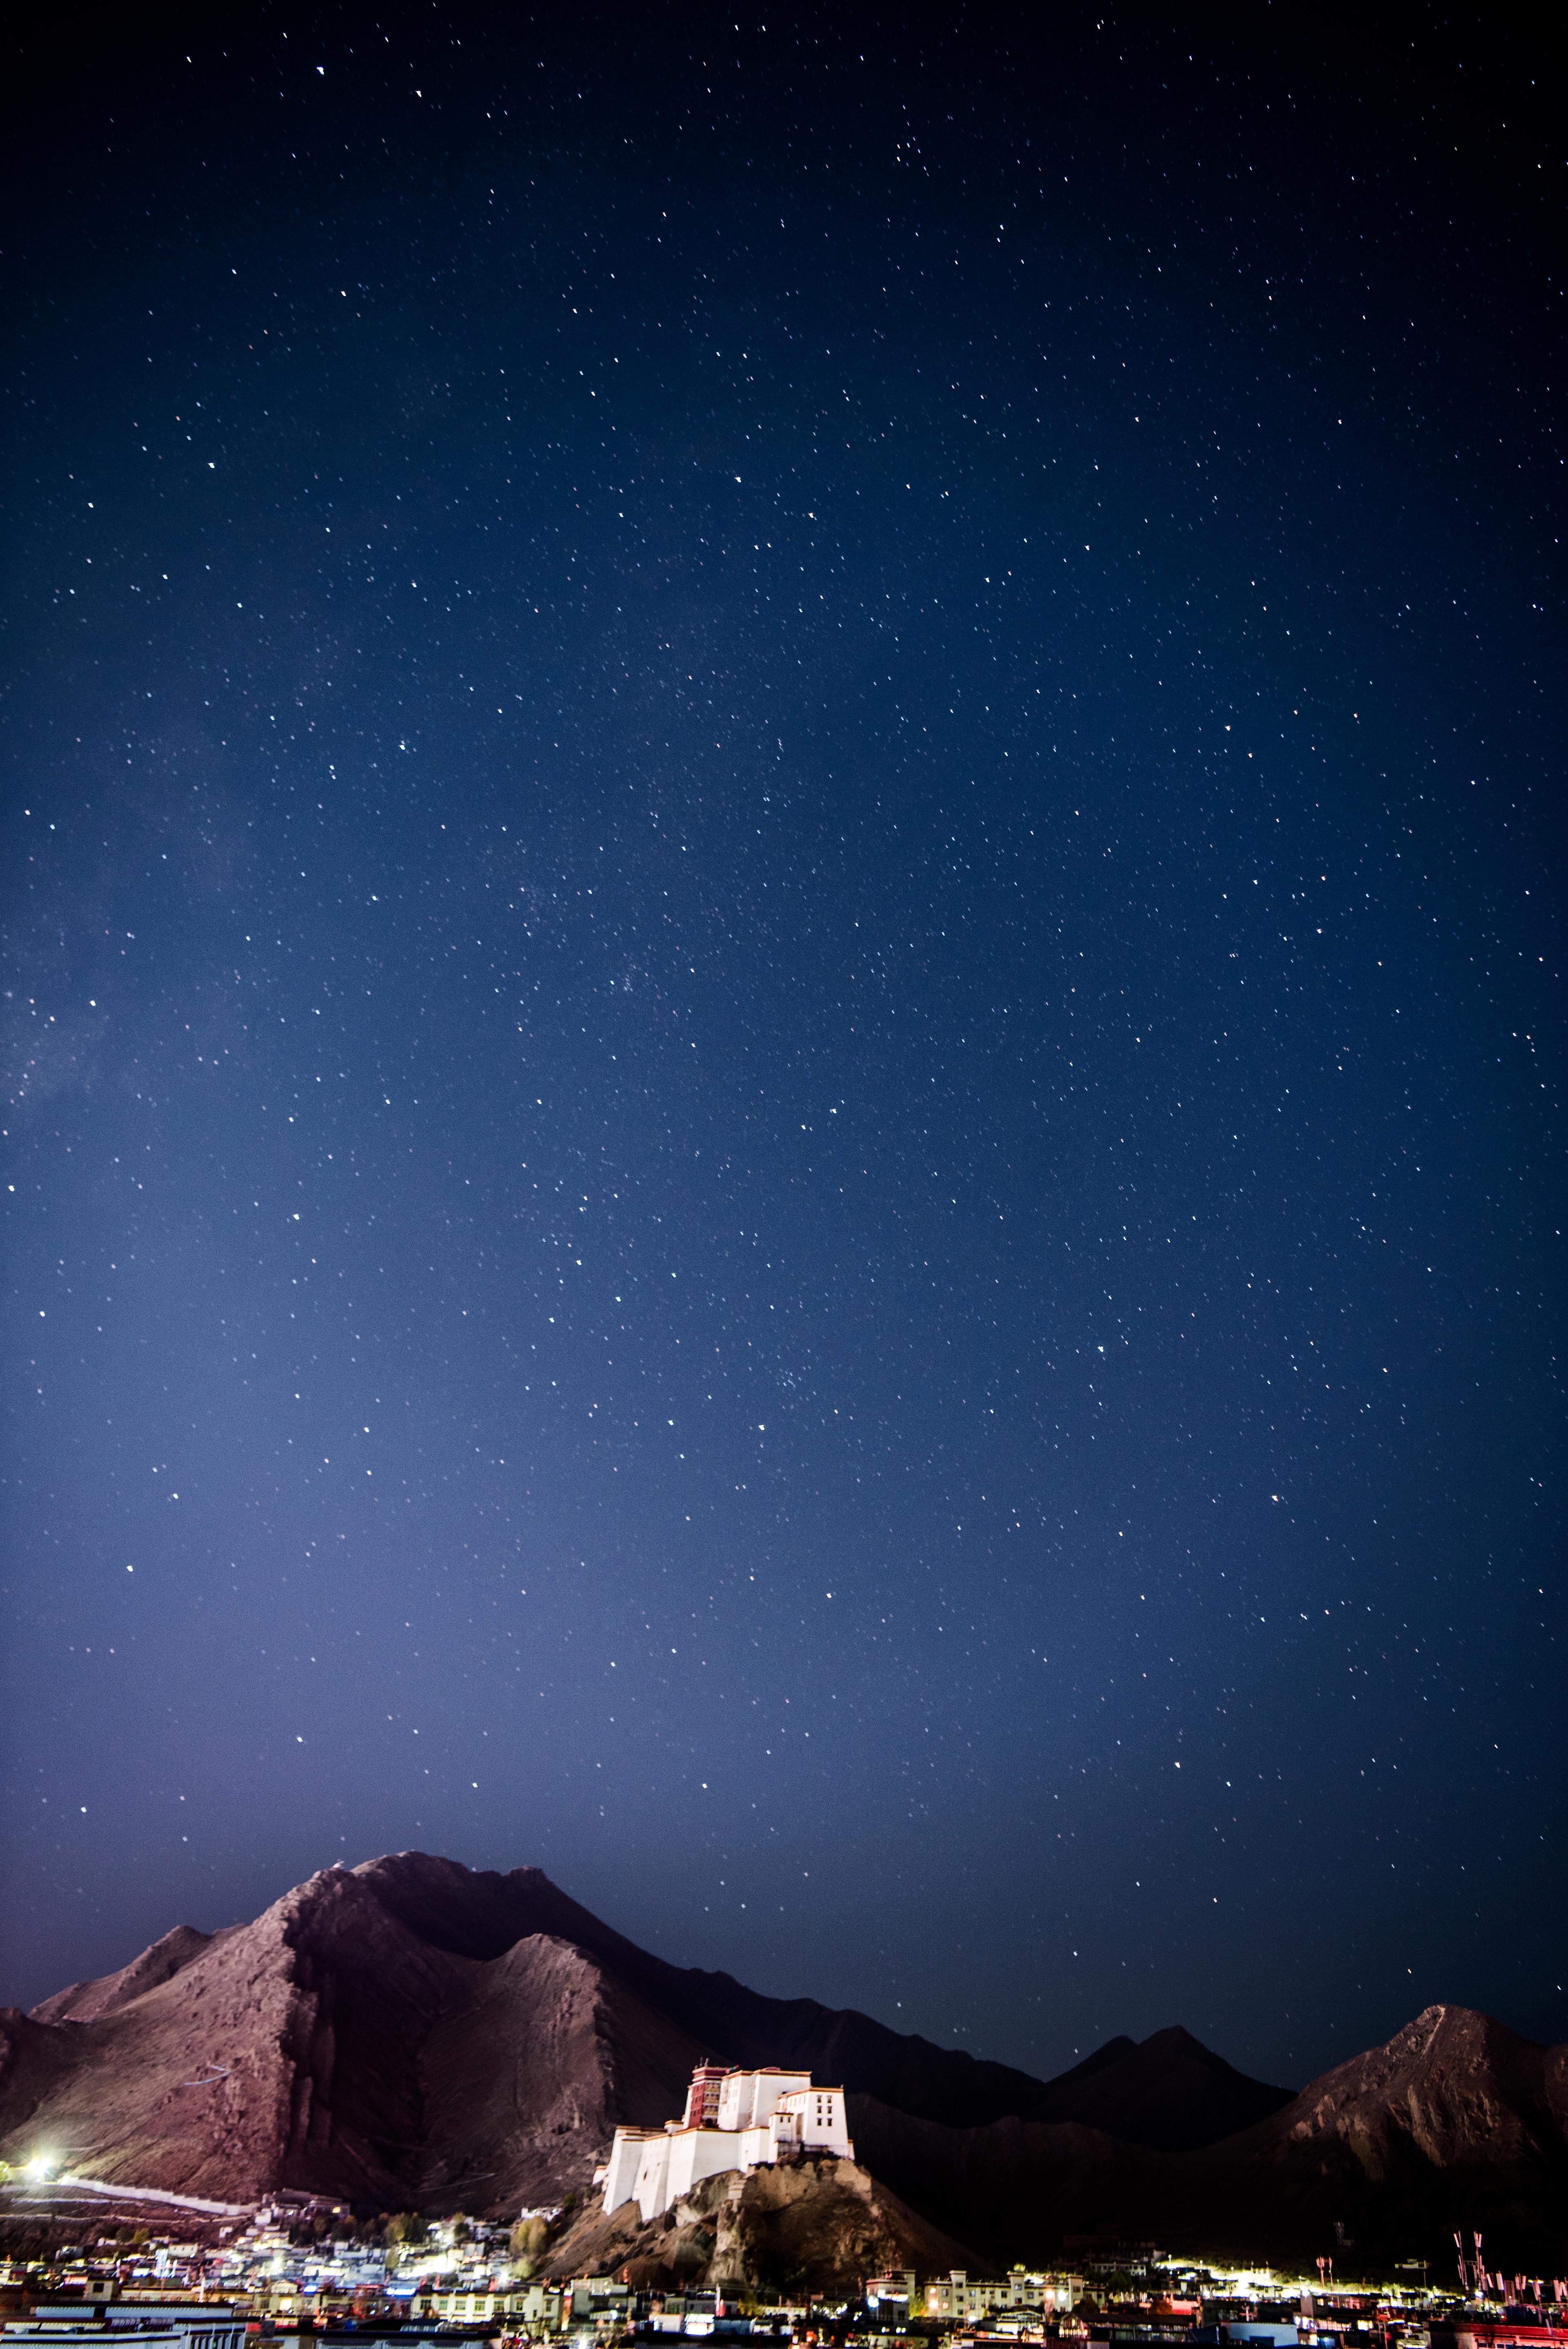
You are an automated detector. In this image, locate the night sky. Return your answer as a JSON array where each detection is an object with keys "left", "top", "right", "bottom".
[{"left": 2, "top": 2, "right": 1562, "bottom": 2090}]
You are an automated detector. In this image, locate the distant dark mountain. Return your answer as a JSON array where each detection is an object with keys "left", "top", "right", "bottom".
[
  {"left": 846, "top": 2094, "right": 1154, "bottom": 2264},
  {"left": 3, "top": 1855, "right": 1564, "bottom": 2275},
  {"left": 1028, "top": 2024, "right": 1295, "bottom": 2149}
]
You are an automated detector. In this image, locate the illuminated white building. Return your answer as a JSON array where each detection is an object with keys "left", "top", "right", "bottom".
[{"left": 602, "top": 2063, "right": 854, "bottom": 2221}]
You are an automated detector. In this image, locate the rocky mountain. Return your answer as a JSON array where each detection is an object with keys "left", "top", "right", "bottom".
[
  {"left": 853, "top": 2006, "right": 1568, "bottom": 2272},
  {"left": 2, "top": 1859, "right": 709, "bottom": 2213},
  {"left": 342, "top": 1854, "right": 1052, "bottom": 2131},
  {"left": 0, "top": 1853, "right": 1283, "bottom": 2212},
  {"left": 1177, "top": 2002, "right": 1568, "bottom": 2267},
  {"left": 4, "top": 1854, "right": 1563, "bottom": 2275}
]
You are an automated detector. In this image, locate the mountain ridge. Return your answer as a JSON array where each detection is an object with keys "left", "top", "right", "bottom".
[
  {"left": 3, "top": 1853, "right": 1562, "bottom": 2273},
  {"left": 343, "top": 1852, "right": 1058, "bottom": 2132}
]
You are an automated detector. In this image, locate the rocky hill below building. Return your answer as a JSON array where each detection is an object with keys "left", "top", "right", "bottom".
[{"left": 547, "top": 2153, "right": 982, "bottom": 2298}]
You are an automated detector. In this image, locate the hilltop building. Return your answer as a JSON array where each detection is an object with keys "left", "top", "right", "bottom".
[{"left": 602, "top": 2063, "right": 854, "bottom": 2221}]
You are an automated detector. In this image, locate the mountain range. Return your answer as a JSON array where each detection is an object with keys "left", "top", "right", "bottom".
[{"left": 2, "top": 1852, "right": 1564, "bottom": 2275}]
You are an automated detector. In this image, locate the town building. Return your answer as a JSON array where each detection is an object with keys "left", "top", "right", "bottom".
[
  {"left": 865, "top": 2273, "right": 918, "bottom": 2318},
  {"left": 5, "top": 2313, "right": 247, "bottom": 2349},
  {"left": 17, "top": 2302, "right": 246, "bottom": 2349},
  {"left": 602, "top": 2063, "right": 854, "bottom": 2222},
  {"left": 918, "top": 2271, "right": 1081, "bottom": 2322}
]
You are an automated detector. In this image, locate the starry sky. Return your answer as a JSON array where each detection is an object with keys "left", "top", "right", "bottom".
[{"left": 2, "top": 0, "right": 1562, "bottom": 2088}]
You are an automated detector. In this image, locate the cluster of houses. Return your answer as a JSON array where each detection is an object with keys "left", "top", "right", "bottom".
[{"left": 4, "top": 2073, "right": 1555, "bottom": 2349}]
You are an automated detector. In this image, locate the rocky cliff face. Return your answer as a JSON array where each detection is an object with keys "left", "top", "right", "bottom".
[
  {"left": 3, "top": 1855, "right": 1562, "bottom": 2275},
  {"left": 546, "top": 2154, "right": 981, "bottom": 2298},
  {"left": 1261, "top": 2002, "right": 1568, "bottom": 2174},
  {"left": 1173, "top": 2004, "right": 1568, "bottom": 2264},
  {"left": 1, "top": 1859, "right": 704, "bottom": 2213}
]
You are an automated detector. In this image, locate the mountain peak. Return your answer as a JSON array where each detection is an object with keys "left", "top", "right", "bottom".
[{"left": 1027, "top": 2022, "right": 1294, "bottom": 2150}]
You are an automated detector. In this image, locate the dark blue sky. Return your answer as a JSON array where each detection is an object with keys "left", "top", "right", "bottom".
[{"left": 2, "top": 1, "right": 1562, "bottom": 2087}]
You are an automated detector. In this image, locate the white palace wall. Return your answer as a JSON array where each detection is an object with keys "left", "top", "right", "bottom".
[{"left": 602, "top": 2066, "right": 855, "bottom": 2223}]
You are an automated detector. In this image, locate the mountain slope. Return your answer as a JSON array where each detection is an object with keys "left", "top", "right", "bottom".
[
  {"left": 1170, "top": 2002, "right": 1568, "bottom": 2265},
  {"left": 348, "top": 1852, "right": 1052, "bottom": 2131},
  {"left": 2, "top": 1863, "right": 705, "bottom": 2211},
  {"left": 854, "top": 2006, "right": 1568, "bottom": 2269},
  {"left": 2, "top": 1854, "right": 1282, "bottom": 2221},
  {"left": 1029, "top": 2025, "right": 1294, "bottom": 2149},
  {"left": 353, "top": 1854, "right": 1289, "bottom": 2143},
  {"left": 846, "top": 2093, "right": 1163, "bottom": 2262},
  {"left": 29, "top": 1925, "right": 234, "bottom": 2026},
  {"left": 4, "top": 1879, "right": 312, "bottom": 2201},
  {"left": 5, "top": 1855, "right": 1563, "bottom": 2271}
]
